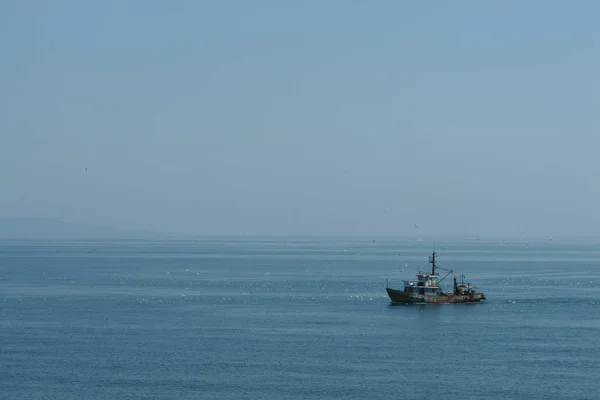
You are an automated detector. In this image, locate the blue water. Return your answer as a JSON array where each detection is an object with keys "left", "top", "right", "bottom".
[{"left": 1, "top": 237, "right": 600, "bottom": 399}]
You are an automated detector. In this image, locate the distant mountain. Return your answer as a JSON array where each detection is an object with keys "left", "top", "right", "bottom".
[{"left": 0, "top": 218, "right": 166, "bottom": 239}]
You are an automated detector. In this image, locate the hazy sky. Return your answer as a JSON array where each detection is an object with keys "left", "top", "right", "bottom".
[{"left": 2, "top": 1, "right": 599, "bottom": 236}]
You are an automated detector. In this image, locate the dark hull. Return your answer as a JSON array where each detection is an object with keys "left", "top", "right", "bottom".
[{"left": 386, "top": 288, "right": 485, "bottom": 304}]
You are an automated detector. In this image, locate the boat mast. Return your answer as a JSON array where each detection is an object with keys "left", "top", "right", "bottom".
[{"left": 429, "top": 251, "right": 436, "bottom": 275}]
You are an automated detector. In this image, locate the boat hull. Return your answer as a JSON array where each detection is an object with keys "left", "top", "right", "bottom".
[{"left": 386, "top": 288, "right": 485, "bottom": 304}]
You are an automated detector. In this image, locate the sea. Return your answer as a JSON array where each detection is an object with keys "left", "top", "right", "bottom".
[{"left": 1, "top": 237, "right": 599, "bottom": 399}]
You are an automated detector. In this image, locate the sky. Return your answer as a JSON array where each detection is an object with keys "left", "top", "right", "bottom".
[{"left": 1, "top": 0, "right": 600, "bottom": 237}]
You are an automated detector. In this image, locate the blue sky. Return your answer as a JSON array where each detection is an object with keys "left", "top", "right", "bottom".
[{"left": 1, "top": 1, "right": 599, "bottom": 236}]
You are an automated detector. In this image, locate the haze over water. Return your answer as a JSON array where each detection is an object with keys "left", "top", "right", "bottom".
[
  {"left": 2, "top": 237, "right": 599, "bottom": 399},
  {"left": 2, "top": 2, "right": 600, "bottom": 237}
]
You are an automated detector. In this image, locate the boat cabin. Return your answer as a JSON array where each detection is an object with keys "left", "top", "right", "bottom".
[{"left": 403, "top": 272, "right": 441, "bottom": 295}]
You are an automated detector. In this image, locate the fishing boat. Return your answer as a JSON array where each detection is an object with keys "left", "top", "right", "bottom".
[{"left": 385, "top": 251, "right": 485, "bottom": 304}]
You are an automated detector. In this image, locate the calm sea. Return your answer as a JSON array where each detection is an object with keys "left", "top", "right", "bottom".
[{"left": 1, "top": 237, "right": 599, "bottom": 399}]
